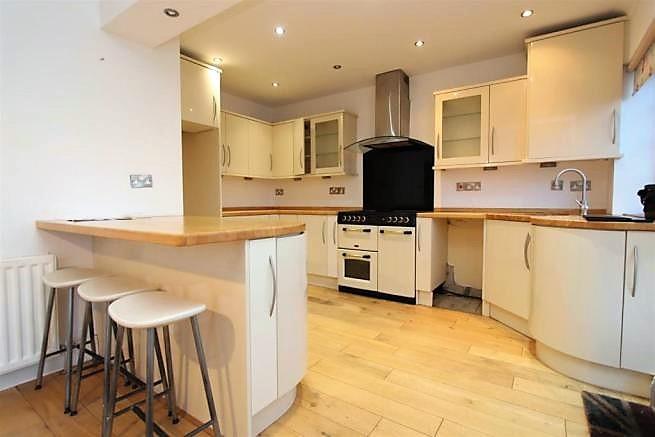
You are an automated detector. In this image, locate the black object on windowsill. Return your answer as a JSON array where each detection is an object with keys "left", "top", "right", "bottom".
[{"left": 637, "top": 184, "right": 655, "bottom": 221}]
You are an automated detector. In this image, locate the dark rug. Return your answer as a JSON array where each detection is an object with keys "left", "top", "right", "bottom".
[{"left": 582, "top": 390, "right": 655, "bottom": 436}]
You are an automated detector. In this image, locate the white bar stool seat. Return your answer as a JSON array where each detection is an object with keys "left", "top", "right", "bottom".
[
  {"left": 70, "top": 276, "right": 158, "bottom": 417},
  {"left": 105, "top": 291, "right": 220, "bottom": 437},
  {"left": 109, "top": 292, "right": 206, "bottom": 329},
  {"left": 35, "top": 267, "right": 107, "bottom": 414}
]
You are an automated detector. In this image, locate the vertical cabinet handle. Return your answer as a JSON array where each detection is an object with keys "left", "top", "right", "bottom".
[
  {"left": 332, "top": 220, "right": 336, "bottom": 245},
  {"left": 268, "top": 256, "right": 277, "bottom": 317},
  {"left": 523, "top": 232, "right": 531, "bottom": 271},
  {"left": 212, "top": 96, "right": 217, "bottom": 124},
  {"left": 632, "top": 246, "right": 638, "bottom": 297},
  {"left": 221, "top": 144, "right": 226, "bottom": 167},
  {"left": 417, "top": 223, "right": 421, "bottom": 252},
  {"left": 227, "top": 145, "right": 232, "bottom": 167},
  {"left": 437, "top": 132, "right": 441, "bottom": 160},
  {"left": 322, "top": 220, "right": 326, "bottom": 245},
  {"left": 611, "top": 109, "right": 617, "bottom": 145},
  {"left": 299, "top": 149, "right": 304, "bottom": 169},
  {"left": 491, "top": 126, "right": 495, "bottom": 156},
  {"left": 270, "top": 153, "right": 273, "bottom": 171}
]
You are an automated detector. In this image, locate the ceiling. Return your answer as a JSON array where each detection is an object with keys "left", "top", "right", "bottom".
[{"left": 181, "top": 0, "right": 638, "bottom": 106}]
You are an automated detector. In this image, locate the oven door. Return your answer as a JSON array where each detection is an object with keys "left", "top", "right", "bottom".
[{"left": 337, "top": 249, "right": 378, "bottom": 292}]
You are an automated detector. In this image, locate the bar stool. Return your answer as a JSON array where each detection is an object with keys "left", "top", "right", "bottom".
[
  {"left": 35, "top": 267, "right": 107, "bottom": 413},
  {"left": 106, "top": 291, "right": 220, "bottom": 437},
  {"left": 69, "top": 276, "right": 157, "bottom": 417}
]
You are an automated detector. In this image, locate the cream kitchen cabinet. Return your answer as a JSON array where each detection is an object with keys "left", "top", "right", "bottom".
[
  {"left": 222, "top": 111, "right": 250, "bottom": 176},
  {"left": 272, "top": 119, "right": 304, "bottom": 177},
  {"left": 435, "top": 77, "right": 526, "bottom": 168},
  {"left": 489, "top": 79, "right": 526, "bottom": 164},
  {"left": 300, "top": 215, "right": 337, "bottom": 279},
  {"left": 525, "top": 19, "right": 623, "bottom": 161},
  {"left": 309, "top": 111, "right": 357, "bottom": 175},
  {"left": 621, "top": 232, "right": 655, "bottom": 375},
  {"left": 530, "top": 226, "right": 626, "bottom": 367},
  {"left": 249, "top": 120, "right": 273, "bottom": 178},
  {"left": 415, "top": 218, "right": 448, "bottom": 306},
  {"left": 180, "top": 57, "right": 220, "bottom": 133},
  {"left": 378, "top": 226, "right": 416, "bottom": 298},
  {"left": 483, "top": 220, "right": 532, "bottom": 335},
  {"left": 249, "top": 234, "right": 307, "bottom": 420}
]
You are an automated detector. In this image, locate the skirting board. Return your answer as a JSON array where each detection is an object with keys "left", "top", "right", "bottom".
[
  {"left": 308, "top": 274, "right": 337, "bottom": 289},
  {"left": 416, "top": 290, "right": 434, "bottom": 307},
  {"left": 488, "top": 304, "right": 531, "bottom": 337},
  {"left": 0, "top": 356, "right": 63, "bottom": 391},
  {"left": 536, "top": 342, "right": 652, "bottom": 397}
]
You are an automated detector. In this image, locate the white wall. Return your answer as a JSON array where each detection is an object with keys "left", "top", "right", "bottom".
[
  {"left": 0, "top": 1, "right": 183, "bottom": 264},
  {"left": 612, "top": 72, "right": 655, "bottom": 215},
  {"left": 222, "top": 90, "right": 274, "bottom": 122}
]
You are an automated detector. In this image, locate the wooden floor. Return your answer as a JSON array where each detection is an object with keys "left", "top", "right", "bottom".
[{"left": 1, "top": 285, "right": 648, "bottom": 436}]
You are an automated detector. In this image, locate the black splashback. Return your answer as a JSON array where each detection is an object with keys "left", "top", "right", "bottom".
[{"left": 363, "top": 145, "right": 434, "bottom": 212}]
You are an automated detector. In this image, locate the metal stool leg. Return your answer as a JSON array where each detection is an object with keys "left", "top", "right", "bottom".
[
  {"left": 101, "top": 307, "right": 113, "bottom": 428},
  {"left": 145, "top": 328, "right": 155, "bottom": 437},
  {"left": 103, "top": 325, "right": 124, "bottom": 437},
  {"left": 153, "top": 330, "right": 170, "bottom": 413},
  {"left": 70, "top": 301, "right": 92, "bottom": 416},
  {"left": 64, "top": 286, "right": 75, "bottom": 413},
  {"left": 126, "top": 328, "right": 137, "bottom": 387},
  {"left": 88, "top": 309, "right": 97, "bottom": 356},
  {"left": 191, "top": 316, "right": 220, "bottom": 436},
  {"left": 35, "top": 286, "right": 56, "bottom": 390},
  {"left": 163, "top": 325, "right": 179, "bottom": 424}
]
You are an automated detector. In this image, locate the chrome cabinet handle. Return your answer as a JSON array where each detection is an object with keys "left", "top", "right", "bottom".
[
  {"left": 332, "top": 221, "right": 336, "bottom": 245},
  {"left": 437, "top": 132, "right": 441, "bottom": 160},
  {"left": 227, "top": 145, "right": 232, "bottom": 167},
  {"left": 299, "top": 149, "right": 304, "bottom": 169},
  {"left": 611, "top": 109, "right": 617, "bottom": 145},
  {"left": 523, "top": 232, "right": 531, "bottom": 271},
  {"left": 341, "top": 227, "right": 371, "bottom": 233},
  {"left": 270, "top": 153, "right": 273, "bottom": 171},
  {"left": 322, "top": 220, "right": 326, "bottom": 245},
  {"left": 221, "top": 144, "right": 226, "bottom": 167},
  {"left": 268, "top": 256, "right": 277, "bottom": 317},
  {"left": 417, "top": 223, "right": 421, "bottom": 252},
  {"left": 491, "top": 126, "right": 495, "bottom": 155},
  {"left": 632, "top": 246, "right": 638, "bottom": 297},
  {"left": 342, "top": 253, "right": 371, "bottom": 260},
  {"left": 212, "top": 96, "right": 217, "bottom": 123}
]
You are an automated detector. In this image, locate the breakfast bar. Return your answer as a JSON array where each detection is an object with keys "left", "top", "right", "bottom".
[{"left": 36, "top": 216, "right": 307, "bottom": 436}]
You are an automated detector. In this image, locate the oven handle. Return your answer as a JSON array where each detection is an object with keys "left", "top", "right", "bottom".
[
  {"left": 341, "top": 253, "right": 371, "bottom": 260},
  {"left": 342, "top": 227, "right": 372, "bottom": 233},
  {"left": 380, "top": 229, "right": 413, "bottom": 235}
]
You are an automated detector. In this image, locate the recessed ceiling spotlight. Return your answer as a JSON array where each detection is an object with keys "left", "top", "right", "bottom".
[
  {"left": 520, "top": 9, "right": 534, "bottom": 17},
  {"left": 414, "top": 40, "right": 425, "bottom": 47},
  {"left": 274, "top": 25, "right": 286, "bottom": 36},
  {"left": 163, "top": 8, "right": 180, "bottom": 18},
  {"left": 333, "top": 64, "right": 342, "bottom": 70},
  {"left": 213, "top": 57, "right": 223, "bottom": 65},
  {"left": 272, "top": 82, "right": 280, "bottom": 87}
]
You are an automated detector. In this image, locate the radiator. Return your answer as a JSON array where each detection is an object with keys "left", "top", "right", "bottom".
[{"left": 0, "top": 255, "right": 57, "bottom": 375}]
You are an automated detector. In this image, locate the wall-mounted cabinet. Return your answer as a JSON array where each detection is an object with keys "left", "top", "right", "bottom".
[
  {"left": 525, "top": 19, "right": 623, "bottom": 162},
  {"left": 435, "top": 77, "right": 526, "bottom": 169},
  {"left": 180, "top": 57, "right": 220, "bottom": 133},
  {"left": 221, "top": 110, "right": 357, "bottom": 179}
]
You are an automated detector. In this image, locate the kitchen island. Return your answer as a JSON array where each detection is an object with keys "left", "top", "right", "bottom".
[{"left": 36, "top": 216, "right": 307, "bottom": 436}]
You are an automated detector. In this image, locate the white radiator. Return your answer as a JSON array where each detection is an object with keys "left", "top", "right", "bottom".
[{"left": 0, "top": 255, "right": 57, "bottom": 375}]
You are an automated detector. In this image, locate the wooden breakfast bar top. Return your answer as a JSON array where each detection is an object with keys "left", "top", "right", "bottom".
[{"left": 36, "top": 215, "right": 305, "bottom": 247}]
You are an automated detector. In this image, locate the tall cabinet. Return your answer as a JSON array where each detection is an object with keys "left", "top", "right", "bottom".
[{"left": 525, "top": 19, "right": 623, "bottom": 161}]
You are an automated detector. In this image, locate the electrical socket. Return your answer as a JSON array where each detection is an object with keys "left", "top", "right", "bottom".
[
  {"left": 329, "top": 186, "right": 345, "bottom": 195},
  {"left": 551, "top": 180, "right": 564, "bottom": 191},
  {"left": 275, "top": 188, "right": 284, "bottom": 196},
  {"left": 130, "top": 174, "right": 152, "bottom": 188},
  {"left": 456, "top": 181, "right": 481, "bottom": 192},
  {"left": 570, "top": 180, "right": 592, "bottom": 192}
]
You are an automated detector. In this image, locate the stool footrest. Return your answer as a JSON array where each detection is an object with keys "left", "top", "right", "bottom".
[
  {"left": 114, "top": 384, "right": 167, "bottom": 416},
  {"left": 185, "top": 420, "right": 218, "bottom": 437},
  {"left": 131, "top": 405, "right": 169, "bottom": 437}
]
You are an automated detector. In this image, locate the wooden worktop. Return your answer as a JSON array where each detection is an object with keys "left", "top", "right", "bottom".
[
  {"left": 36, "top": 216, "right": 305, "bottom": 247},
  {"left": 222, "top": 206, "right": 359, "bottom": 216}
]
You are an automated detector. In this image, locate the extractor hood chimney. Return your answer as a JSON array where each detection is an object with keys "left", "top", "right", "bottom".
[{"left": 346, "top": 69, "right": 433, "bottom": 151}]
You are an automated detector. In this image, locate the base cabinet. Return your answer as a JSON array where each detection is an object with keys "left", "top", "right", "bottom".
[
  {"left": 248, "top": 234, "right": 307, "bottom": 416},
  {"left": 415, "top": 218, "right": 448, "bottom": 294},
  {"left": 621, "top": 232, "right": 655, "bottom": 375},
  {"left": 530, "top": 227, "right": 625, "bottom": 367},
  {"left": 301, "top": 215, "right": 337, "bottom": 279},
  {"left": 483, "top": 220, "right": 532, "bottom": 322}
]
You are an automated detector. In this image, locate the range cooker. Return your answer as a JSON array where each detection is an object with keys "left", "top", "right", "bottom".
[{"left": 337, "top": 210, "right": 417, "bottom": 303}]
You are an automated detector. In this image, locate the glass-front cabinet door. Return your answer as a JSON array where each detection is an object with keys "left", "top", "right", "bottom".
[
  {"left": 310, "top": 113, "right": 343, "bottom": 174},
  {"left": 435, "top": 86, "right": 489, "bottom": 167}
]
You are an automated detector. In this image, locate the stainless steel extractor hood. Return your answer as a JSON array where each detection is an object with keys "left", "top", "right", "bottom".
[{"left": 346, "top": 69, "right": 433, "bottom": 152}]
